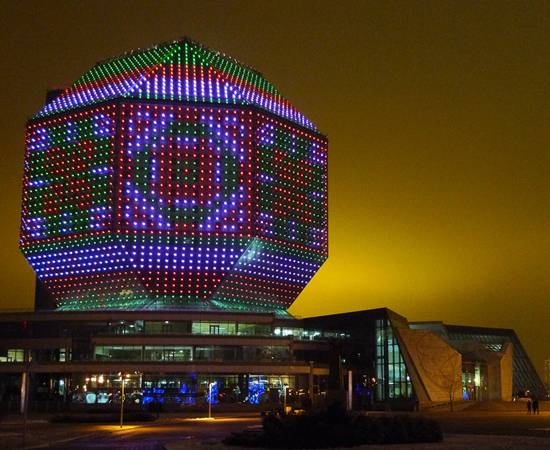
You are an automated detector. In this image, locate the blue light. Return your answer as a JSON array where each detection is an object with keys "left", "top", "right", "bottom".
[
  {"left": 247, "top": 378, "right": 265, "bottom": 405},
  {"left": 205, "top": 381, "right": 218, "bottom": 404}
]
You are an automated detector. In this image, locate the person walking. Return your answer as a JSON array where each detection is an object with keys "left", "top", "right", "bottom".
[
  {"left": 532, "top": 397, "right": 539, "bottom": 415},
  {"left": 527, "top": 398, "right": 532, "bottom": 414}
]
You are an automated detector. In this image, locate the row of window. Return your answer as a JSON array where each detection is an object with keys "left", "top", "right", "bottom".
[
  {"left": 273, "top": 327, "right": 350, "bottom": 340},
  {"left": 94, "top": 345, "right": 290, "bottom": 362},
  {"left": 0, "top": 349, "right": 25, "bottom": 363},
  {"left": 0, "top": 348, "right": 68, "bottom": 363},
  {"left": 104, "top": 320, "right": 271, "bottom": 336},
  {"left": 68, "top": 373, "right": 308, "bottom": 406},
  {"left": 0, "top": 320, "right": 350, "bottom": 343},
  {"left": 103, "top": 321, "right": 348, "bottom": 340}
]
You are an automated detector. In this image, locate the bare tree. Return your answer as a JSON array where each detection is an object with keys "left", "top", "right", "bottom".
[{"left": 411, "top": 332, "right": 462, "bottom": 411}]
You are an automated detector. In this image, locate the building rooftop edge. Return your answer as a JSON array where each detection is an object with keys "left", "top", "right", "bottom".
[{"left": 0, "top": 309, "right": 288, "bottom": 322}]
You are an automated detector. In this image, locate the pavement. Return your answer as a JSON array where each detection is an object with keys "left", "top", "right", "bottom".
[
  {"left": 424, "top": 409, "right": 550, "bottom": 438},
  {"left": 0, "top": 414, "right": 261, "bottom": 449},
  {"left": 0, "top": 404, "right": 549, "bottom": 449},
  {"left": 165, "top": 434, "right": 550, "bottom": 450}
]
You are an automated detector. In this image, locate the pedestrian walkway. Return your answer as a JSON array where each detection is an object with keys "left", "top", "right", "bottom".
[{"left": 164, "top": 433, "right": 550, "bottom": 450}]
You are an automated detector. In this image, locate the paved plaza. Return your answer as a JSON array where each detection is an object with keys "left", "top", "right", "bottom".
[{"left": 1, "top": 407, "right": 549, "bottom": 449}]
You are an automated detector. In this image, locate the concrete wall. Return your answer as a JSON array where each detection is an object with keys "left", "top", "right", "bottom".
[
  {"left": 499, "top": 342, "right": 513, "bottom": 401},
  {"left": 396, "top": 327, "right": 462, "bottom": 405},
  {"left": 487, "top": 354, "right": 501, "bottom": 401}
]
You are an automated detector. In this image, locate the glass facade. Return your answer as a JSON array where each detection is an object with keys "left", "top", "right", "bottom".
[
  {"left": 12, "top": 308, "right": 527, "bottom": 412},
  {"left": 95, "top": 345, "right": 142, "bottom": 361},
  {"left": 192, "top": 321, "right": 237, "bottom": 335},
  {"left": 274, "top": 327, "right": 349, "bottom": 340},
  {"left": 445, "top": 326, "right": 547, "bottom": 398},
  {"left": 0, "top": 309, "right": 433, "bottom": 411},
  {"left": 61, "top": 372, "right": 309, "bottom": 409},
  {"left": 144, "top": 321, "right": 190, "bottom": 334},
  {"left": 92, "top": 320, "right": 271, "bottom": 336},
  {"left": 94, "top": 344, "right": 289, "bottom": 362},
  {"left": 375, "top": 320, "right": 413, "bottom": 400},
  {"left": 34, "top": 348, "right": 68, "bottom": 363},
  {"left": 237, "top": 323, "right": 271, "bottom": 336},
  {"left": 144, "top": 346, "right": 193, "bottom": 362},
  {"left": 0, "top": 348, "right": 67, "bottom": 363},
  {"left": 107, "top": 321, "right": 144, "bottom": 334},
  {"left": 461, "top": 361, "right": 487, "bottom": 400}
]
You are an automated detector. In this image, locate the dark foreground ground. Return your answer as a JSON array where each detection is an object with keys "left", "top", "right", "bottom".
[
  {"left": 0, "top": 413, "right": 260, "bottom": 449},
  {"left": 1, "top": 404, "right": 550, "bottom": 449}
]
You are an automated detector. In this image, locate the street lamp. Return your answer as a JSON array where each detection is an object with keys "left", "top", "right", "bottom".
[
  {"left": 119, "top": 373, "right": 130, "bottom": 428},
  {"left": 282, "top": 383, "right": 289, "bottom": 415}
]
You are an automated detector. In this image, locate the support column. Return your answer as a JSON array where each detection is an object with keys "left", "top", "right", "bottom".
[
  {"left": 347, "top": 370, "right": 353, "bottom": 411},
  {"left": 63, "top": 375, "right": 69, "bottom": 404},
  {"left": 20, "top": 371, "right": 29, "bottom": 414},
  {"left": 308, "top": 361, "right": 314, "bottom": 397}
]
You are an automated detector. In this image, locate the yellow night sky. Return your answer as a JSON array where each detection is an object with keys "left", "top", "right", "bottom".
[{"left": 0, "top": 1, "right": 548, "bottom": 375}]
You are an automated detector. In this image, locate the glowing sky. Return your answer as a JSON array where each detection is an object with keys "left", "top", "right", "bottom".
[{"left": 0, "top": 1, "right": 548, "bottom": 376}]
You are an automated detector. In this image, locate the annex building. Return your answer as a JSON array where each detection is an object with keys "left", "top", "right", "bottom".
[
  {"left": 0, "top": 307, "right": 546, "bottom": 412},
  {"left": 0, "top": 38, "right": 546, "bottom": 413}
]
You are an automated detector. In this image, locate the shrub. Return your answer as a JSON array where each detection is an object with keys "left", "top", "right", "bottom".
[{"left": 224, "top": 403, "right": 442, "bottom": 448}]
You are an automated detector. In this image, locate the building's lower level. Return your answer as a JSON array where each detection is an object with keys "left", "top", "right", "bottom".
[{"left": 0, "top": 308, "right": 546, "bottom": 412}]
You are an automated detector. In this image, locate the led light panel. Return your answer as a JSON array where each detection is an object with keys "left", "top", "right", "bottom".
[{"left": 20, "top": 38, "right": 327, "bottom": 312}]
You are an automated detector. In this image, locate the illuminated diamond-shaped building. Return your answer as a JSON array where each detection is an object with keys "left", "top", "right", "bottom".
[
  {"left": 20, "top": 38, "right": 328, "bottom": 313},
  {"left": 9, "top": 38, "right": 546, "bottom": 410}
]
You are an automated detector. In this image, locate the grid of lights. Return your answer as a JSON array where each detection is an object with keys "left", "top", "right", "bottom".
[
  {"left": 35, "top": 39, "right": 317, "bottom": 132},
  {"left": 20, "top": 38, "right": 327, "bottom": 312}
]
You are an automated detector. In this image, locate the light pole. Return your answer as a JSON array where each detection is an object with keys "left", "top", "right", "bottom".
[
  {"left": 119, "top": 373, "right": 129, "bottom": 428},
  {"left": 21, "top": 349, "right": 30, "bottom": 446}
]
